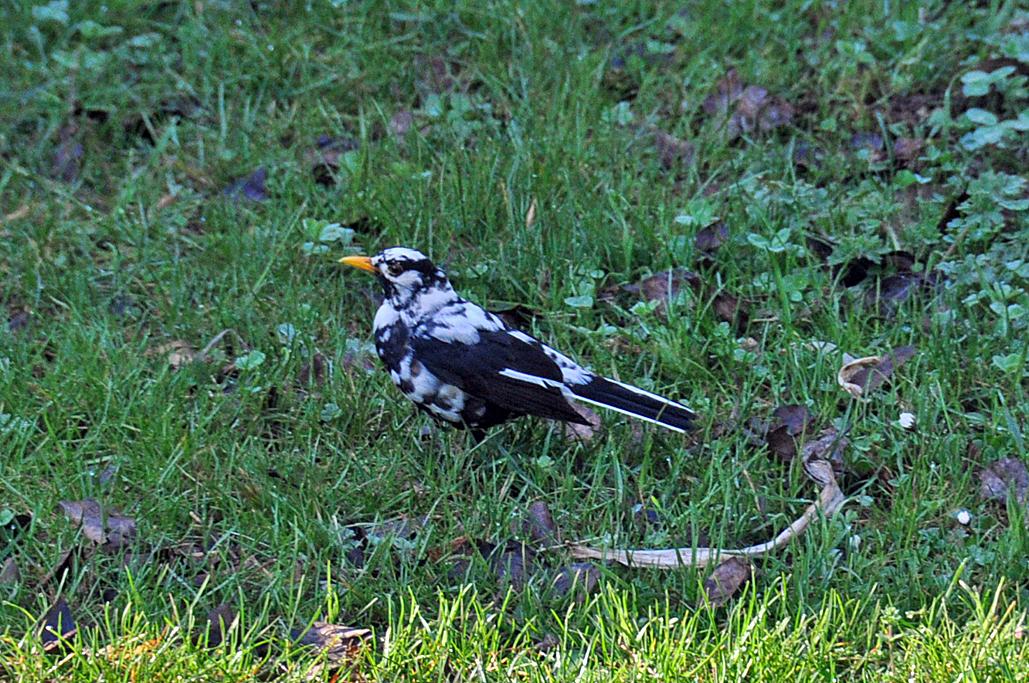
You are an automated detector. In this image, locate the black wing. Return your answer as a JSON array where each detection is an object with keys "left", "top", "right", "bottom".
[{"left": 411, "top": 329, "right": 588, "bottom": 424}]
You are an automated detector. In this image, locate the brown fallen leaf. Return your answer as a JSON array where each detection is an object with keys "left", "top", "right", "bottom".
[
  {"left": 550, "top": 562, "right": 600, "bottom": 602},
  {"left": 40, "top": 598, "right": 77, "bottom": 654},
  {"left": 865, "top": 271, "right": 942, "bottom": 315},
  {"left": 490, "top": 302, "right": 542, "bottom": 330},
  {"left": 298, "top": 352, "right": 329, "bottom": 387},
  {"left": 652, "top": 129, "right": 695, "bottom": 170},
  {"left": 599, "top": 268, "right": 701, "bottom": 317},
  {"left": 199, "top": 604, "right": 237, "bottom": 648},
  {"left": 148, "top": 340, "right": 197, "bottom": 370},
  {"left": 701, "top": 69, "right": 794, "bottom": 140},
  {"left": 702, "top": 69, "right": 744, "bottom": 117},
  {"left": 0, "top": 557, "right": 19, "bottom": 584},
  {"left": 695, "top": 222, "right": 729, "bottom": 254},
  {"left": 703, "top": 556, "right": 752, "bottom": 606},
  {"left": 519, "top": 500, "right": 559, "bottom": 545},
  {"left": 414, "top": 54, "right": 459, "bottom": 96},
  {"left": 800, "top": 427, "right": 848, "bottom": 476},
  {"left": 305, "top": 135, "right": 359, "bottom": 186},
  {"left": 893, "top": 137, "right": 924, "bottom": 163},
  {"left": 105, "top": 512, "right": 137, "bottom": 549},
  {"left": 489, "top": 540, "right": 535, "bottom": 590},
  {"left": 837, "top": 346, "right": 916, "bottom": 398},
  {"left": 764, "top": 404, "right": 814, "bottom": 461},
  {"left": 58, "top": 499, "right": 137, "bottom": 549},
  {"left": 223, "top": 167, "right": 268, "bottom": 202},
  {"left": 851, "top": 132, "right": 886, "bottom": 162},
  {"left": 7, "top": 307, "right": 30, "bottom": 333},
  {"left": 291, "top": 621, "right": 371, "bottom": 665},
  {"left": 388, "top": 111, "right": 415, "bottom": 139},
  {"left": 52, "top": 123, "right": 84, "bottom": 183},
  {"left": 561, "top": 402, "right": 602, "bottom": 443},
  {"left": 58, "top": 500, "right": 105, "bottom": 544},
  {"left": 979, "top": 458, "right": 1029, "bottom": 505},
  {"left": 773, "top": 404, "right": 813, "bottom": 435},
  {"left": 525, "top": 198, "right": 537, "bottom": 230},
  {"left": 712, "top": 290, "right": 748, "bottom": 329}
]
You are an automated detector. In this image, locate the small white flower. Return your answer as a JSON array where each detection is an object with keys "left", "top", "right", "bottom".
[
  {"left": 955, "top": 509, "right": 972, "bottom": 526},
  {"left": 898, "top": 412, "right": 916, "bottom": 429}
]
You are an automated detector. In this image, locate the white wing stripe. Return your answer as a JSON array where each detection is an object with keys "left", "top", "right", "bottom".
[
  {"left": 605, "top": 377, "right": 692, "bottom": 412},
  {"left": 498, "top": 368, "right": 566, "bottom": 390},
  {"left": 570, "top": 395, "right": 687, "bottom": 433}
]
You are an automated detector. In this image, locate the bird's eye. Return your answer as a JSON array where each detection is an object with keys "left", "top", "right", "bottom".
[{"left": 387, "top": 262, "right": 404, "bottom": 276}]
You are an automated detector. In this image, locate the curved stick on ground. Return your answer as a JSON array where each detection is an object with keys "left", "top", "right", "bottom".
[{"left": 568, "top": 458, "right": 845, "bottom": 569}]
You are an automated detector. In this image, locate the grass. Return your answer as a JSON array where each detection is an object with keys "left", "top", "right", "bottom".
[{"left": 0, "top": 0, "right": 1027, "bottom": 680}]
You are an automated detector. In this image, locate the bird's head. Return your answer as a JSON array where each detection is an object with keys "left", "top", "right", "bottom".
[{"left": 340, "top": 247, "right": 450, "bottom": 304}]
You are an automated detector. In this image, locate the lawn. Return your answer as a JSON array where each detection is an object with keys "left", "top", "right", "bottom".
[{"left": 1, "top": 0, "right": 1027, "bottom": 680}]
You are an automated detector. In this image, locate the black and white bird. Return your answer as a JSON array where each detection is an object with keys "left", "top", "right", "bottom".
[{"left": 340, "top": 247, "right": 695, "bottom": 439}]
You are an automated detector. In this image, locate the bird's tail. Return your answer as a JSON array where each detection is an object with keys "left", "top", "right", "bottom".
[{"left": 569, "top": 376, "right": 695, "bottom": 433}]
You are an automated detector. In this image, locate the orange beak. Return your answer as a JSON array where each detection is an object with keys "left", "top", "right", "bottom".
[{"left": 338, "top": 255, "right": 376, "bottom": 273}]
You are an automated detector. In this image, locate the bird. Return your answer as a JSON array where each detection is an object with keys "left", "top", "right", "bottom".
[{"left": 339, "top": 247, "right": 696, "bottom": 440}]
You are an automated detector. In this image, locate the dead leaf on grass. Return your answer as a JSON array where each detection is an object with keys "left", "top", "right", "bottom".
[
  {"left": 388, "top": 111, "right": 415, "bottom": 139},
  {"left": 52, "top": 123, "right": 84, "bottom": 183},
  {"left": 979, "top": 458, "right": 1029, "bottom": 505},
  {"left": 800, "top": 427, "right": 848, "bottom": 476},
  {"left": 702, "top": 69, "right": 743, "bottom": 117},
  {"left": 703, "top": 556, "right": 752, "bottom": 606},
  {"left": 223, "top": 167, "right": 268, "bottom": 202},
  {"left": 8, "top": 307, "right": 30, "bottom": 333},
  {"left": 489, "top": 540, "right": 535, "bottom": 590},
  {"left": 298, "top": 352, "right": 329, "bottom": 387},
  {"left": 773, "top": 404, "right": 813, "bottom": 435},
  {"left": 147, "top": 340, "right": 196, "bottom": 370},
  {"left": 490, "top": 303, "right": 542, "bottom": 330},
  {"left": 652, "top": 129, "right": 695, "bottom": 170},
  {"left": 517, "top": 500, "right": 559, "bottom": 545},
  {"left": 864, "top": 271, "right": 942, "bottom": 315},
  {"left": 199, "top": 604, "right": 237, "bottom": 648},
  {"left": 40, "top": 598, "right": 76, "bottom": 654},
  {"left": 893, "top": 137, "right": 924, "bottom": 163},
  {"left": 0, "top": 557, "right": 19, "bottom": 584},
  {"left": 305, "top": 135, "right": 359, "bottom": 186},
  {"left": 701, "top": 69, "right": 794, "bottom": 140},
  {"left": 290, "top": 621, "right": 371, "bottom": 665},
  {"left": 550, "top": 562, "right": 600, "bottom": 602},
  {"left": 599, "top": 268, "right": 700, "bottom": 317},
  {"left": 695, "top": 222, "right": 729, "bottom": 254},
  {"left": 712, "top": 290, "right": 749, "bottom": 329},
  {"left": 561, "top": 402, "right": 602, "bottom": 443},
  {"left": 39, "top": 548, "right": 79, "bottom": 590},
  {"left": 58, "top": 500, "right": 105, "bottom": 544},
  {"left": 851, "top": 132, "right": 886, "bottom": 162},
  {"left": 58, "top": 499, "right": 137, "bottom": 549},
  {"left": 414, "top": 54, "right": 460, "bottom": 96},
  {"left": 837, "top": 346, "right": 916, "bottom": 398},
  {"left": 765, "top": 404, "right": 814, "bottom": 461},
  {"left": 525, "top": 198, "right": 537, "bottom": 230}
]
